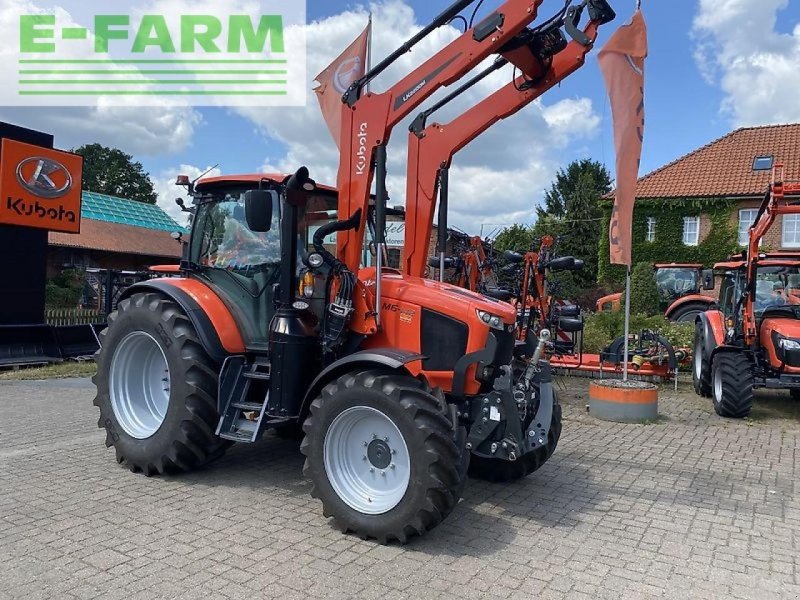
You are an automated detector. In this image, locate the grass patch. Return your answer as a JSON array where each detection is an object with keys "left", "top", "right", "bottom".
[{"left": 0, "top": 361, "right": 96, "bottom": 381}]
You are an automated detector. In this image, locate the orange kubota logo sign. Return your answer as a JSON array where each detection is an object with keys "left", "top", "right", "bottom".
[{"left": 0, "top": 139, "right": 83, "bottom": 233}]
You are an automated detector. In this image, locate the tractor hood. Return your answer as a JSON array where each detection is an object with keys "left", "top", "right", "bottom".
[
  {"left": 359, "top": 269, "right": 516, "bottom": 326},
  {"left": 760, "top": 316, "right": 800, "bottom": 371}
]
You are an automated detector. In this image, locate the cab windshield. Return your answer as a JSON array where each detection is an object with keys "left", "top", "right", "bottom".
[
  {"left": 655, "top": 267, "right": 699, "bottom": 304},
  {"left": 754, "top": 266, "right": 800, "bottom": 314},
  {"left": 190, "top": 188, "right": 281, "bottom": 274}
]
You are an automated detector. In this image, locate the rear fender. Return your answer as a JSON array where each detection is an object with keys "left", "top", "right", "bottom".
[
  {"left": 596, "top": 292, "right": 622, "bottom": 312},
  {"left": 119, "top": 278, "right": 245, "bottom": 365},
  {"left": 665, "top": 294, "right": 713, "bottom": 319},
  {"left": 299, "top": 349, "right": 425, "bottom": 420}
]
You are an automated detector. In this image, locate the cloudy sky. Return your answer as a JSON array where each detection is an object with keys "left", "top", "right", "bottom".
[{"left": 2, "top": 0, "right": 799, "bottom": 233}]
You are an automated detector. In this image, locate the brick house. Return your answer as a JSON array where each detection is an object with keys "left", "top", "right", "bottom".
[
  {"left": 599, "top": 124, "right": 800, "bottom": 283},
  {"left": 47, "top": 190, "right": 184, "bottom": 277}
]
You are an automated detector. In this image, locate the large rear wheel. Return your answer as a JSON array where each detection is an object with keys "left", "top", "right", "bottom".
[
  {"left": 711, "top": 351, "right": 753, "bottom": 418},
  {"left": 468, "top": 392, "right": 562, "bottom": 482},
  {"left": 301, "top": 370, "right": 467, "bottom": 544},
  {"left": 93, "top": 292, "right": 229, "bottom": 475},
  {"left": 670, "top": 302, "right": 709, "bottom": 323},
  {"left": 693, "top": 322, "right": 712, "bottom": 397}
]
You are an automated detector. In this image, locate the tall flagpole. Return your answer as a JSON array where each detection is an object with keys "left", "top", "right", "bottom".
[{"left": 622, "top": 266, "right": 631, "bottom": 381}]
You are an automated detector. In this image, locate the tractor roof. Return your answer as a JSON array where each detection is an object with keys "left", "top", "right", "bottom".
[
  {"left": 715, "top": 256, "right": 800, "bottom": 270},
  {"left": 654, "top": 263, "right": 703, "bottom": 269},
  {"left": 196, "top": 173, "right": 338, "bottom": 194}
]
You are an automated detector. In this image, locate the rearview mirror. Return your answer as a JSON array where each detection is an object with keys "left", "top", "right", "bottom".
[
  {"left": 244, "top": 189, "right": 273, "bottom": 232},
  {"left": 702, "top": 269, "right": 714, "bottom": 290}
]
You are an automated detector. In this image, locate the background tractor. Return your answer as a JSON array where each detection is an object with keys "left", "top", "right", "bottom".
[
  {"left": 597, "top": 263, "right": 715, "bottom": 322},
  {"left": 92, "top": 0, "right": 615, "bottom": 543},
  {"left": 693, "top": 165, "right": 800, "bottom": 417}
]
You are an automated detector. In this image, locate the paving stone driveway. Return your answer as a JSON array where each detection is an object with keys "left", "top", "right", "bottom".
[{"left": 1, "top": 376, "right": 799, "bottom": 600}]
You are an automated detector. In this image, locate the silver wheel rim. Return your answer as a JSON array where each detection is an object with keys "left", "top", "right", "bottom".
[
  {"left": 323, "top": 406, "right": 410, "bottom": 515},
  {"left": 109, "top": 332, "right": 171, "bottom": 439},
  {"left": 713, "top": 362, "right": 723, "bottom": 403}
]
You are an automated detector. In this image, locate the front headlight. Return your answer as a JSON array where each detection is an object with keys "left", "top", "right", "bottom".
[
  {"left": 779, "top": 338, "right": 800, "bottom": 350},
  {"left": 476, "top": 309, "right": 505, "bottom": 331}
]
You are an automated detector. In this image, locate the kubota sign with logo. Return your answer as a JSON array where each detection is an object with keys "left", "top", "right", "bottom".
[{"left": 0, "top": 139, "right": 83, "bottom": 233}]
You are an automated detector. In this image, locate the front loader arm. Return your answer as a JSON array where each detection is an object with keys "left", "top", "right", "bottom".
[
  {"left": 402, "top": 16, "right": 604, "bottom": 277},
  {"left": 336, "top": 0, "right": 570, "bottom": 272}
]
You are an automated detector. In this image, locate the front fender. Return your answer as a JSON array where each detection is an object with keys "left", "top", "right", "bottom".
[
  {"left": 696, "top": 310, "right": 724, "bottom": 361},
  {"left": 119, "top": 278, "right": 245, "bottom": 364},
  {"left": 299, "top": 349, "right": 425, "bottom": 419}
]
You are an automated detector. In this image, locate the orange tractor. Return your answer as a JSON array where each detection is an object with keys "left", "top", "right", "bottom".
[
  {"left": 596, "top": 263, "right": 716, "bottom": 322},
  {"left": 694, "top": 165, "right": 800, "bottom": 417},
  {"left": 93, "top": 0, "right": 615, "bottom": 542}
]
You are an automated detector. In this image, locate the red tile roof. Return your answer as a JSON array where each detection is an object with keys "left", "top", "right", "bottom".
[
  {"left": 635, "top": 123, "right": 800, "bottom": 199},
  {"left": 49, "top": 218, "right": 181, "bottom": 258}
]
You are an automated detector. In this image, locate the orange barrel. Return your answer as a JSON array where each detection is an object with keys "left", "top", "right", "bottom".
[{"left": 588, "top": 380, "right": 658, "bottom": 422}]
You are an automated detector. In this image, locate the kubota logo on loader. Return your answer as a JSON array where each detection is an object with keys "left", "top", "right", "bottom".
[
  {"left": 0, "top": 139, "right": 83, "bottom": 234},
  {"left": 355, "top": 122, "right": 368, "bottom": 176}
]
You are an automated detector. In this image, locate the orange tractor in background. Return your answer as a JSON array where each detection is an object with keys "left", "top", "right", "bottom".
[
  {"left": 694, "top": 165, "right": 800, "bottom": 417},
  {"left": 92, "top": 0, "right": 615, "bottom": 543},
  {"left": 596, "top": 263, "right": 716, "bottom": 322}
]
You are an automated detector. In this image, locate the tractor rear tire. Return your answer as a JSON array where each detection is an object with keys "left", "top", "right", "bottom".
[
  {"left": 711, "top": 352, "right": 754, "bottom": 418},
  {"left": 301, "top": 370, "right": 467, "bottom": 544},
  {"left": 468, "top": 392, "right": 562, "bottom": 482},
  {"left": 93, "top": 292, "right": 229, "bottom": 475},
  {"left": 670, "top": 302, "right": 709, "bottom": 323},
  {"left": 693, "top": 322, "right": 712, "bottom": 398}
]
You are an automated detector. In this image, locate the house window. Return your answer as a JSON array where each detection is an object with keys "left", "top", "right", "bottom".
[
  {"left": 645, "top": 217, "right": 656, "bottom": 242},
  {"left": 783, "top": 214, "right": 800, "bottom": 248},
  {"left": 738, "top": 209, "right": 758, "bottom": 246},
  {"left": 683, "top": 216, "right": 700, "bottom": 246},
  {"left": 752, "top": 155, "right": 774, "bottom": 171}
]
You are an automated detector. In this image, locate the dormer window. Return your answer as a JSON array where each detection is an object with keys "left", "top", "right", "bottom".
[{"left": 753, "top": 155, "right": 774, "bottom": 171}]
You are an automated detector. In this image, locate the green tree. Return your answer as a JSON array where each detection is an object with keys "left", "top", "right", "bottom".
[
  {"left": 73, "top": 143, "right": 158, "bottom": 204},
  {"left": 536, "top": 159, "right": 612, "bottom": 289},
  {"left": 492, "top": 224, "right": 536, "bottom": 253},
  {"left": 628, "top": 262, "right": 660, "bottom": 316}
]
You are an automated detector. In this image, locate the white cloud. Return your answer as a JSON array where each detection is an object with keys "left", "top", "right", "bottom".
[
  {"left": 238, "top": 0, "right": 601, "bottom": 231},
  {"left": 693, "top": 0, "right": 800, "bottom": 126},
  {"left": 153, "top": 163, "right": 221, "bottom": 224}
]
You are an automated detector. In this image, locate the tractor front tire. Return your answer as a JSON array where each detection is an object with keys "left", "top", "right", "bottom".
[
  {"left": 93, "top": 292, "right": 229, "bottom": 475},
  {"left": 468, "top": 392, "right": 562, "bottom": 482},
  {"left": 301, "top": 370, "right": 467, "bottom": 544},
  {"left": 711, "top": 352, "right": 754, "bottom": 418},
  {"left": 693, "top": 322, "right": 712, "bottom": 398}
]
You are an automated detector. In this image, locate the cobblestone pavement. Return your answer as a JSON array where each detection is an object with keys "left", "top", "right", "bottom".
[{"left": 1, "top": 376, "right": 799, "bottom": 600}]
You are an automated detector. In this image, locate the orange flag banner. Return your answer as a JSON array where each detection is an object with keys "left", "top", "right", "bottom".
[
  {"left": 598, "top": 10, "right": 647, "bottom": 267},
  {"left": 314, "top": 20, "right": 371, "bottom": 149}
]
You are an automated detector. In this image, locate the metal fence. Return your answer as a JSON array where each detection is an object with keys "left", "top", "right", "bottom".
[{"left": 45, "top": 309, "right": 105, "bottom": 326}]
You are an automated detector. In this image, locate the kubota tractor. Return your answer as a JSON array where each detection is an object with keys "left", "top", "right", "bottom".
[
  {"left": 694, "top": 165, "right": 800, "bottom": 418},
  {"left": 93, "top": 0, "right": 615, "bottom": 542},
  {"left": 596, "top": 263, "right": 716, "bottom": 322}
]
